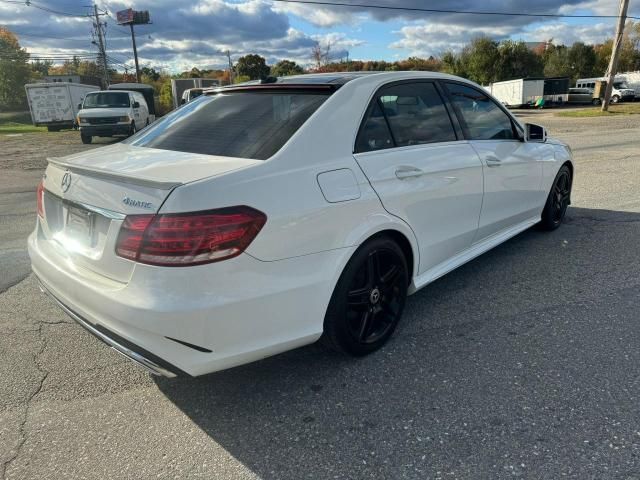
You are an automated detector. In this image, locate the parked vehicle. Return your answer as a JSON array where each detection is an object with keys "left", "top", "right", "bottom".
[
  {"left": 576, "top": 77, "right": 635, "bottom": 102},
  {"left": 30, "top": 72, "right": 573, "bottom": 377},
  {"left": 615, "top": 71, "right": 640, "bottom": 99},
  {"left": 567, "top": 87, "right": 600, "bottom": 105},
  {"left": 171, "top": 78, "right": 219, "bottom": 109},
  {"left": 24, "top": 82, "right": 95, "bottom": 131},
  {"left": 180, "top": 87, "right": 205, "bottom": 104},
  {"left": 486, "top": 77, "right": 571, "bottom": 107},
  {"left": 486, "top": 78, "right": 545, "bottom": 107},
  {"left": 108, "top": 83, "right": 157, "bottom": 122},
  {"left": 76, "top": 90, "right": 150, "bottom": 144}
]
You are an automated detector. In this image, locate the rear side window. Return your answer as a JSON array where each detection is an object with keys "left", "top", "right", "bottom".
[
  {"left": 356, "top": 82, "right": 456, "bottom": 153},
  {"left": 445, "top": 83, "right": 516, "bottom": 141},
  {"left": 126, "top": 91, "right": 330, "bottom": 160}
]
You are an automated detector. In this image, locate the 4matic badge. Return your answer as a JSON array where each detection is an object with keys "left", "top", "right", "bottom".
[{"left": 122, "top": 196, "right": 154, "bottom": 210}]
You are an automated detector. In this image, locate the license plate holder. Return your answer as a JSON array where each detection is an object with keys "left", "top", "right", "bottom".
[{"left": 65, "top": 206, "right": 94, "bottom": 246}]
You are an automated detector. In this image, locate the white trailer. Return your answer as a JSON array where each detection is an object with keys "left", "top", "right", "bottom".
[
  {"left": 486, "top": 78, "right": 545, "bottom": 107},
  {"left": 24, "top": 82, "right": 96, "bottom": 131}
]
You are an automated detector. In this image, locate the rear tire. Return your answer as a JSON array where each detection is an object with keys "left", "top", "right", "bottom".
[
  {"left": 611, "top": 95, "right": 620, "bottom": 104},
  {"left": 81, "top": 134, "right": 92, "bottom": 144},
  {"left": 592, "top": 98, "right": 601, "bottom": 106},
  {"left": 321, "top": 236, "right": 408, "bottom": 356},
  {"left": 538, "top": 165, "right": 572, "bottom": 231}
]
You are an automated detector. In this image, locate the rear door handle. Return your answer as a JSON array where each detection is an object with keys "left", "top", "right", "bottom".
[{"left": 395, "top": 166, "right": 425, "bottom": 179}]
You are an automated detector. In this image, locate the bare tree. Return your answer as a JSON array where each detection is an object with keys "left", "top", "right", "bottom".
[{"left": 311, "top": 41, "right": 332, "bottom": 70}]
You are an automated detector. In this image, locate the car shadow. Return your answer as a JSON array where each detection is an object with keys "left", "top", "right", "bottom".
[{"left": 155, "top": 207, "right": 640, "bottom": 478}]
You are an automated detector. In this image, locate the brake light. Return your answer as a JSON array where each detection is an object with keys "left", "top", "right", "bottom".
[
  {"left": 36, "top": 180, "right": 45, "bottom": 219},
  {"left": 115, "top": 206, "right": 267, "bottom": 266}
]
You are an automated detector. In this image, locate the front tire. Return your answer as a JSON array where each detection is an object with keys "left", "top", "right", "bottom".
[
  {"left": 80, "top": 134, "right": 92, "bottom": 144},
  {"left": 321, "top": 237, "right": 408, "bottom": 356},
  {"left": 129, "top": 122, "right": 137, "bottom": 137},
  {"left": 538, "top": 165, "right": 572, "bottom": 231},
  {"left": 611, "top": 95, "right": 620, "bottom": 104},
  {"left": 592, "top": 98, "right": 601, "bottom": 106}
]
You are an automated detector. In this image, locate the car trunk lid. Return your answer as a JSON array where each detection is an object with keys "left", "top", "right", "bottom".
[{"left": 38, "top": 143, "right": 260, "bottom": 283}]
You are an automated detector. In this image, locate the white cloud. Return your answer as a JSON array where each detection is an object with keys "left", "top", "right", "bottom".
[{"left": 390, "top": 23, "right": 518, "bottom": 57}]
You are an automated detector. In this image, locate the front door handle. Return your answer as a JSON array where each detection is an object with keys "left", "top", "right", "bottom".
[
  {"left": 485, "top": 156, "right": 502, "bottom": 167},
  {"left": 395, "top": 166, "right": 425, "bottom": 179}
]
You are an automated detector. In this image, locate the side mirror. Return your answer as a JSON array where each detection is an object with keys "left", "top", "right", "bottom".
[
  {"left": 526, "top": 123, "right": 547, "bottom": 142},
  {"left": 77, "top": 103, "right": 82, "bottom": 110},
  {"left": 180, "top": 98, "right": 186, "bottom": 105},
  {"left": 132, "top": 101, "right": 140, "bottom": 108}
]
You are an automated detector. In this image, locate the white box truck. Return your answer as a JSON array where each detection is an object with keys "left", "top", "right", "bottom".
[
  {"left": 25, "top": 82, "right": 96, "bottom": 131},
  {"left": 486, "top": 78, "right": 545, "bottom": 107}
]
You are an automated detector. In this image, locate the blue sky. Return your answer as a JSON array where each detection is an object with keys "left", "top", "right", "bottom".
[{"left": 1, "top": 0, "right": 638, "bottom": 72}]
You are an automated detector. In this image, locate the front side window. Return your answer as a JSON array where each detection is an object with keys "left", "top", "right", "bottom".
[
  {"left": 445, "top": 83, "right": 516, "bottom": 141},
  {"left": 126, "top": 90, "right": 330, "bottom": 160},
  {"left": 355, "top": 82, "right": 456, "bottom": 153},
  {"left": 83, "top": 92, "right": 130, "bottom": 109}
]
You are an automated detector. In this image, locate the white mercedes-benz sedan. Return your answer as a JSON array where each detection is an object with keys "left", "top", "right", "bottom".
[{"left": 29, "top": 72, "right": 573, "bottom": 377}]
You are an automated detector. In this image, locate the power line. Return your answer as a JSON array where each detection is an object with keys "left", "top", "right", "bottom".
[
  {"left": 270, "top": 0, "right": 640, "bottom": 19},
  {"left": 0, "top": 0, "right": 91, "bottom": 18}
]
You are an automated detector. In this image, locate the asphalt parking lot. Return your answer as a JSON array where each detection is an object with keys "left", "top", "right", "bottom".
[{"left": 1, "top": 113, "right": 640, "bottom": 479}]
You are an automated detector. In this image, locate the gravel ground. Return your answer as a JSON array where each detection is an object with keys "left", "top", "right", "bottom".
[{"left": 1, "top": 113, "right": 639, "bottom": 479}]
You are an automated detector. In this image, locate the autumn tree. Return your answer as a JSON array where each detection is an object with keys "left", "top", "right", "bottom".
[{"left": 0, "top": 27, "right": 30, "bottom": 109}]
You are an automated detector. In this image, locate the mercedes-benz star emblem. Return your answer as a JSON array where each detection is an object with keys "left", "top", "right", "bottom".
[
  {"left": 370, "top": 288, "right": 381, "bottom": 305},
  {"left": 61, "top": 172, "right": 72, "bottom": 193}
]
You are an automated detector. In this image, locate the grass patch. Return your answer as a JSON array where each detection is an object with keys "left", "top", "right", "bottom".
[
  {"left": 0, "top": 123, "right": 47, "bottom": 134},
  {"left": 0, "top": 111, "right": 46, "bottom": 134},
  {"left": 557, "top": 103, "right": 640, "bottom": 117}
]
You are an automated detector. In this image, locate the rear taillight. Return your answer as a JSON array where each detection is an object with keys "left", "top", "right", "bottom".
[
  {"left": 36, "top": 180, "right": 45, "bottom": 219},
  {"left": 115, "top": 206, "right": 267, "bottom": 266}
]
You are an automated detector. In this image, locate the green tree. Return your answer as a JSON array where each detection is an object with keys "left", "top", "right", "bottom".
[
  {"left": 567, "top": 42, "right": 597, "bottom": 79},
  {"left": 496, "top": 40, "right": 544, "bottom": 80},
  {"left": 141, "top": 66, "right": 160, "bottom": 81},
  {"left": 457, "top": 37, "right": 500, "bottom": 84},
  {"left": 0, "top": 27, "right": 30, "bottom": 110},
  {"left": 543, "top": 45, "right": 571, "bottom": 78},
  {"left": 270, "top": 59, "right": 304, "bottom": 77},
  {"left": 235, "top": 54, "right": 270, "bottom": 80}
]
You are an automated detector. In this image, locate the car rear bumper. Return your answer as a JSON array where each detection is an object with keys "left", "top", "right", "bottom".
[
  {"left": 37, "top": 276, "right": 182, "bottom": 378},
  {"left": 28, "top": 230, "right": 354, "bottom": 376},
  {"left": 80, "top": 124, "right": 130, "bottom": 136}
]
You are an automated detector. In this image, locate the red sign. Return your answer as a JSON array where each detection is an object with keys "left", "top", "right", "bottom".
[{"left": 116, "top": 8, "right": 134, "bottom": 24}]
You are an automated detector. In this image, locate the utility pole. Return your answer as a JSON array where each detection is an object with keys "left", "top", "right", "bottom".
[
  {"left": 130, "top": 23, "right": 140, "bottom": 83},
  {"left": 93, "top": 4, "right": 109, "bottom": 88},
  {"left": 602, "top": 0, "right": 629, "bottom": 112},
  {"left": 226, "top": 50, "right": 234, "bottom": 85}
]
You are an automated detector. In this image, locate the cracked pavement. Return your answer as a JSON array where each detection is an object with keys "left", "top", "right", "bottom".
[{"left": 1, "top": 113, "right": 640, "bottom": 479}]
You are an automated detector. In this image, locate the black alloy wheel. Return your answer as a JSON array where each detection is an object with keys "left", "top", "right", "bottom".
[
  {"left": 322, "top": 237, "right": 408, "bottom": 356},
  {"left": 539, "top": 165, "right": 572, "bottom": 231}
]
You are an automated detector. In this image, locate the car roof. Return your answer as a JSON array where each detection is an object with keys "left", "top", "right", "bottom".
[{"left": 206, "top": 71, "right": 465, "bottom": 94}]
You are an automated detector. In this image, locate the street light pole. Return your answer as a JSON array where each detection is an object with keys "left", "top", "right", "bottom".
[{"left": 602, "top": 0, "right": 629, "bottom": 112}]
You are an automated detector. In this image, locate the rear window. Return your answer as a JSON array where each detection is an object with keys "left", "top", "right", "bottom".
[
  {"left": 83, "top": 92, "right": 130, "bottom": 109},
  {"left": 126, "top": 91, "right": 330, "bottom": 160}
]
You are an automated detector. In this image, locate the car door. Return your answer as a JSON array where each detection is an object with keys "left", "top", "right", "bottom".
[
  {"left": 442, "top": 81, "right": 546, "bottom": 242},
  {"left": 353, "top": 81, "right": 484, "bottom": 276}
]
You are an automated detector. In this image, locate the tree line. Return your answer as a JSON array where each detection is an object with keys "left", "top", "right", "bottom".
[{"left": 2, "top": 22, "right": 640, "bottom": 112}]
